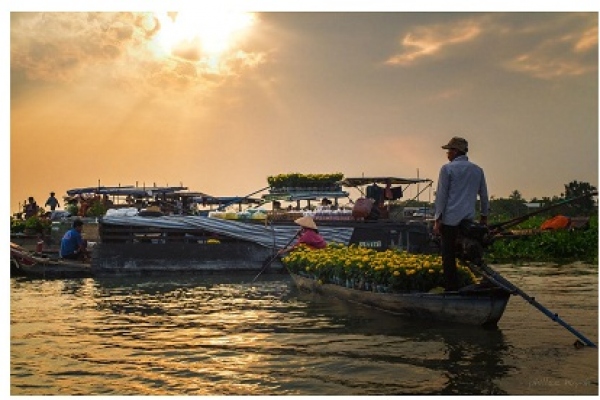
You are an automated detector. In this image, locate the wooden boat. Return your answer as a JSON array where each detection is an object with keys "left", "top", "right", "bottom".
[
  {"left": 10, "top": 242, "right": 92, "bottom": 278},
  {"left": 38, "top": 175, "right": 436, "bottom": 275},
  {"left": 289, "top": 272, "right": 511, "bottom": 328}
]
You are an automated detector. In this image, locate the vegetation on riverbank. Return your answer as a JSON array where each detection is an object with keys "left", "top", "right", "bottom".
[
  {"left": 486, "top": 215, "right": 598, "bottom": 264},
  {"left": 397, "top": 180, "right": 597, "bottom": 263}
]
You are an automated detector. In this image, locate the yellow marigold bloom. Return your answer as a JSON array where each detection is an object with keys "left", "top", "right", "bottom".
[
  {"left": 428, "top": 269, "right": 435, "bottom": 274},
  {"left": 393, "top": 270, "right": 400, "bottom": 276}
]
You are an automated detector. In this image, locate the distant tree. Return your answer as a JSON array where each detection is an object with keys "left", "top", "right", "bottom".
[
  {"left": 562, "top": 180, "right": 597, "bottom": 216},
  {"left": 489, "top": 196, "right": 528, "bottom": 222},
  {"left": 509, "top": 190, "right": 523, "bottom": 201}
]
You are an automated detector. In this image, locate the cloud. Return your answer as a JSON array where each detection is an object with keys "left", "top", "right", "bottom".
[
  {"left": 504, "top": 52, "right": 596, "bottom": 80},
  {"left": 10, "top": 12, "right": 268, "bottom": 97},
  {"left": 384, "top": 18, "right": 482, "bottom": 66},
  {"left": 503, "top": 20, "right": 597, "bottom": 79},
  {"left": 574, "top": 26, "right": 598, "bottom": 53},
  {"left": 11, "top": 13, "right": 139, "bottom": 81},
  {"left": 385, "top": 13, "right": 598, "bottom": 80}
]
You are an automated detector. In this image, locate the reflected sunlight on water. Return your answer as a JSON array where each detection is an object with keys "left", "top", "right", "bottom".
[{"left": 10, "top": 264, "right": 598, "bottom": 395}]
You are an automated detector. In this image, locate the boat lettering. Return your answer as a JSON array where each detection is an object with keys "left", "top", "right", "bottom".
[{"left": 358, "top": 240, "right": 382, "bottom": 248}]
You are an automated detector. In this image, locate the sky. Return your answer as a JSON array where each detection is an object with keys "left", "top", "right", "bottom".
[{"left": 6, "top": 2, "right": 599, "bottom": 215}]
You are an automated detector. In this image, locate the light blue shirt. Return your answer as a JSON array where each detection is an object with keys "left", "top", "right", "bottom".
[{"left": 434, "top": 155, "right": 489, "bottom": 226}]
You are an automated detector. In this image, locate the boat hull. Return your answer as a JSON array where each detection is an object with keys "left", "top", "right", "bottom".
[
  {"left": 91, "top": 215, "right": 433, "bottom": 274},
  {"left": 92, "top": 242, "right": 283, "bottom": 275},
  {"left": 11, "top": 257, "right": 93, "bottom": 278},
  {"left": 290, "top": 273, "right": 510, "bottom": 327}
]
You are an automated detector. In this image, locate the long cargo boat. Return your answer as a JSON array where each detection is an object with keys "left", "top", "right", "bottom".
[
  {"left": 93, "top": 176, "right": 436, "bottom": 275},
  {"left": 15, "top": 175, "right": 438, "bottom": 276}
]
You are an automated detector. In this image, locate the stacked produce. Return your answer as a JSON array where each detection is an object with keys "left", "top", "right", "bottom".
[
  {"left": 267, "top": 173, "right": 344, "bottom": 193},
  {"left": 282, "top": 243, "right": 478, "bottom": 293}
]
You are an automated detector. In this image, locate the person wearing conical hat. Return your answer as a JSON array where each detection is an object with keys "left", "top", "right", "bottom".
[{"left": 278, "top": 216, "right": 327, "bottom": 255}]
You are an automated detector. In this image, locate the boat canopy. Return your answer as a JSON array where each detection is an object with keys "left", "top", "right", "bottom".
[
  {"left": 262, "top": 191, "right": 350, "bottom": 202},
  {"left": 196, "top": 196, "right": 263, "bottom": 205},
  {"left": 340, "top": 177, "right": 432, "bottom": 187},
  {"left": 66, "top": 186, "right": 188, "bottom": 197}
]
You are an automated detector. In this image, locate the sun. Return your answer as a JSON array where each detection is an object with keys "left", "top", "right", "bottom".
[{"left": 152, "top": 11, "right": 255, "bottom": 61}]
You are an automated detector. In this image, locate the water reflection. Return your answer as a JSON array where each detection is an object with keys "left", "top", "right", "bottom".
[
  {"left": 10, "top": 264, "right": 597, "bottom": 395},
  {"left": 294, "top": 289, "right": 512, "bottom": 395}
]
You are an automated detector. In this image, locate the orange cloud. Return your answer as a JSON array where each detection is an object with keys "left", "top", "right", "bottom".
[
  {"left": 574, "top": 26, "right": 598, "bottom": 53},
  {"left": 504, "top": 53, "right": 596, "bottom": 80},
  {"left": 504, "top": 21, "right": 597, "bottom": 80},
  {"left": 385, "top": 19, "right": 482, "bottom": 66}
]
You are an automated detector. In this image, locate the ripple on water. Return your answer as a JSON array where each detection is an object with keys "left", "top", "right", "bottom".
[{"left": 10, "top": 269, "right": 598, "bottom": 395}]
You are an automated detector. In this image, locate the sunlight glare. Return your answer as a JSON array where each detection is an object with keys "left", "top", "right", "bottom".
[{"left": 153, "top": 11, "right": 254, "bottom": 60}]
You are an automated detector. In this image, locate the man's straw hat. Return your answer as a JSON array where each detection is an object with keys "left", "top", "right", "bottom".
[{"left": 294, "top": 216, "right": 318, "bottom": 230}]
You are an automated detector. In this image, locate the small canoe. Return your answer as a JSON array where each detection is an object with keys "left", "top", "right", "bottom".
[
  {"left": 10, "top": 242, "right": 92, "bottom": 278},
  {"left": 290, "top": 273, "right": 511, "bottom": 328}
]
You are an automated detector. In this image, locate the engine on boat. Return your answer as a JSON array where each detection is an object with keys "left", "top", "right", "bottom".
[{"left": 456, "top": 220, "right": 494, "bottom": 266}]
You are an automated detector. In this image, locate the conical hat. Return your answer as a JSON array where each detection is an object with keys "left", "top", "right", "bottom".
[{"left": 294, "top": 216, "right": 318, "bottom": 230}]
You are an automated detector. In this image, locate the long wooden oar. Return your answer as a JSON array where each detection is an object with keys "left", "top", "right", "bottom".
[
  {"left": 252, "top": 229, "right": 301, "bottom": 283},
  {"left": 473, "top": 261, "right": 597, "bottom": 348}
]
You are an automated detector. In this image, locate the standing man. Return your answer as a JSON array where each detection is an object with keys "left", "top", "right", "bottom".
[
  {"left": 433, "top": 137, "right": 489, "bottom": 291},
  {"left": 60, "top": 219, "right": 89, "bottom": 261},
  {"left": 45, "top": 192, "right": 60, "bottom": 211},
  {"left": 24, "top": 197, "right": 38, "bottom": 219}
]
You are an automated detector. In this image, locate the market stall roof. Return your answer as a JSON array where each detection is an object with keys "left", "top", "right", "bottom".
[{"left": 340, "top": 177, "right": 432, "bottom": 187}]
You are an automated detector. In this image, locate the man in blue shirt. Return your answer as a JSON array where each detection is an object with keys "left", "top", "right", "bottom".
[
  {"left": 434, "top": 137, "right": 489, "bottom": 291},
  {"left": 60, "top": 219, "right": 89, "bottom": 261}
]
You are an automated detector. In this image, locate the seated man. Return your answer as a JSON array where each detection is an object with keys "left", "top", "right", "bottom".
[{"left": 60, "top": 219, "right": 89, "bottom": 261}]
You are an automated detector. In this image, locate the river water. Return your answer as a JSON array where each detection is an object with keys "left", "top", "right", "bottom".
[{"left": 9, "top": 263, "right": 598, "bottom": 395}]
